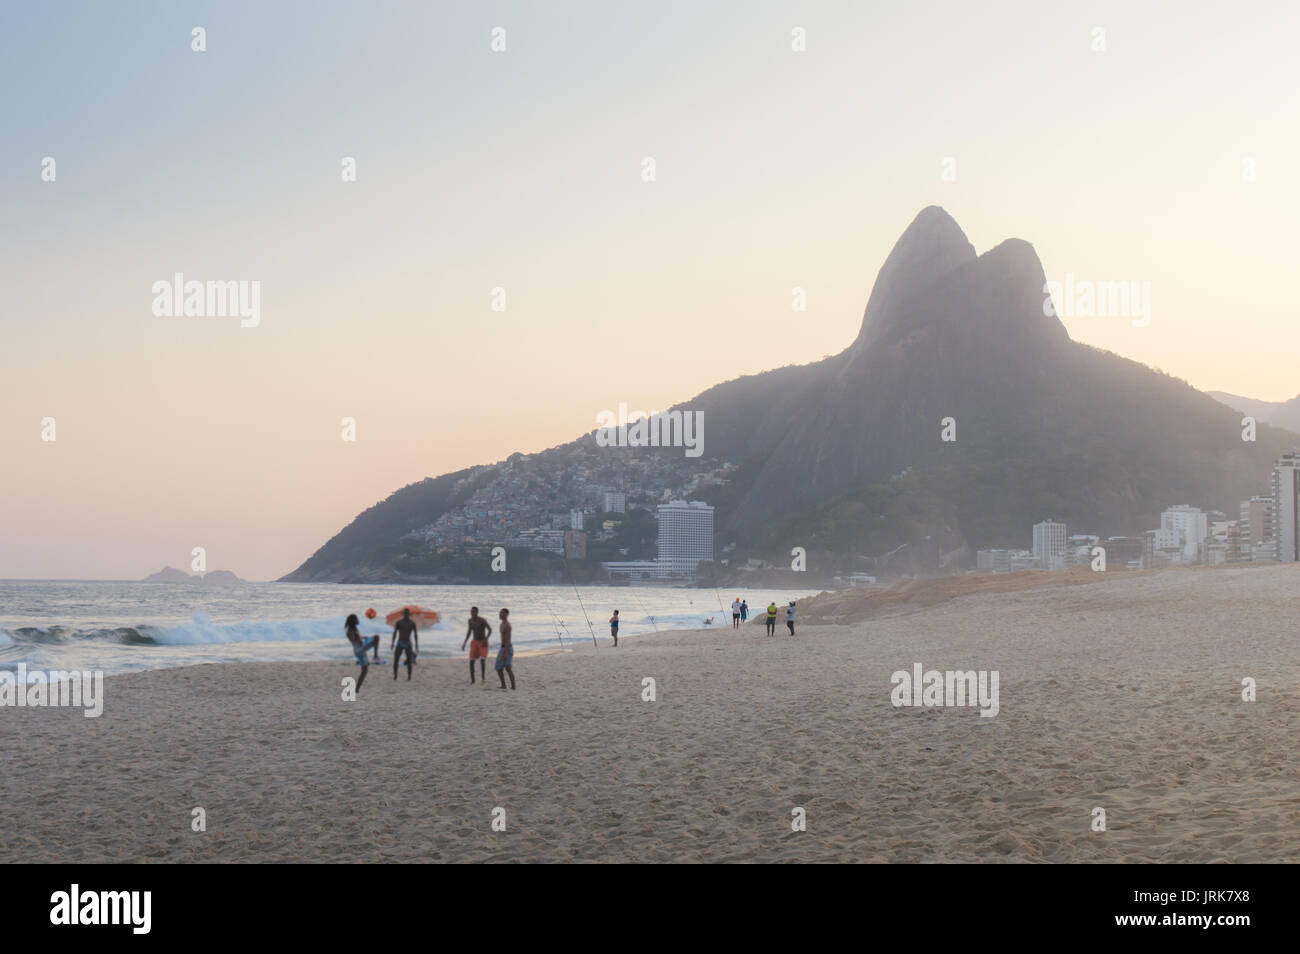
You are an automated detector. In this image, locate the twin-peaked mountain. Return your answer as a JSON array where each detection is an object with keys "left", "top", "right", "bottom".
[
  {"left": 283, "top": 208, "right": 1295, "bottom": 581},
  {"left": 700, "top": 208, "right": 1070, "bottom": 528}
]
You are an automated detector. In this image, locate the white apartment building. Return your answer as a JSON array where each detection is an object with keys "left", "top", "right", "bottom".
[
  {"left": 656, "top": 500, "right": 715, "bottom": 579},
  {"left": 1161, "top": 505, "right": 1208, "bottom": 563},
  {"left": 1032, "top": 520, "right": 1067, "bottom": 570},
  {"left": 603, "top": 491, "right": 626, "bottom": 514},
  {"left": 1272, "top": 454, "right": 1300, "bottom": 562},
  {"left": 1151, "top": 526, "right": 1182, "bottom": 552}
]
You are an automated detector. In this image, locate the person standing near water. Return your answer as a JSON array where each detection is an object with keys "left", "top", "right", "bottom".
[
  {"left": 495, "top": 608, "right": 516, "bottom": 690},
  {"left": 461, "top": 606, "right": 492, "bottom": 684},
  {"left": 345, "top": 614, "right": 372, "bottom": 691},
  {"left": 740, "top": 599, "right": 749, "bottom": 623},
  {"left": 609, "top": 610, "right": 619, "bottom": 647},
  {"left": 766, "top": 601, "right": 778, "bottom": 636},
  {"left": 391, "top": 608, "right": 418, "bottom": 680},
  {"left": 786, "top": 601, "right": 796, "bottom": 636},
  {"left": 731, "top": 598, "right": 742, "bottom": 628}
]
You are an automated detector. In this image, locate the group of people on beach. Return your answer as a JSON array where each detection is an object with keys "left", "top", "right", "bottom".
[
  {"left": 344, "top": 605, "right": 515, "bottom": 692},
  {"left": 345, "top": 596, "right": 797, "bottom": 692},
  {"left": 731, "top": 597, "right": 796, "bottom": 636}
]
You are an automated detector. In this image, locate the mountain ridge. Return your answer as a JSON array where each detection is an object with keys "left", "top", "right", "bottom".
[
  {"left": 282, "top": 208, "right": 1298, "bottom": 582},
  {"left": 1208, "top": 391, "right": 1300, "bottom": 434}
]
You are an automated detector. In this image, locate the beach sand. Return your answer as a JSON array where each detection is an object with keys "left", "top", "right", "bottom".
[{"left": 3, "top": 564, "right": 1297, "bottom": 863}]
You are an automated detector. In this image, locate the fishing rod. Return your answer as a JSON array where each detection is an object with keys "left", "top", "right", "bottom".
[
  {"left": 536, "top": 587, "right": 567, "bottom": 648},
  {"left": 624, "top": 583, "right": 659, "bottom": 632},
  {"left": 560, "top": 559, "right": 599, "bottom": 648},
  {"left": 710, "top": 561, "right": 726, "bottom": 612}
]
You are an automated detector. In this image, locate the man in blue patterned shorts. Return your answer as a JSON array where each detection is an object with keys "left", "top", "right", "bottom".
[{"left": 494, "top": 607, "right": 516, "bottom": 690}]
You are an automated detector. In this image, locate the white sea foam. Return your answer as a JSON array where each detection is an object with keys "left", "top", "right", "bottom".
[{"left": 153, "top": 613, "right": 344, "bottom": 645}]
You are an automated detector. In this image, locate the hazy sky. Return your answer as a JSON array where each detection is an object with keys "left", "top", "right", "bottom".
[{"left": 3, "top": 1, "right": 1297, "bottom": 580}]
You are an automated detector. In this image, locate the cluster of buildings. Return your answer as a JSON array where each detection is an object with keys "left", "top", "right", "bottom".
[
  {"left": 412, "top": 444, "right": 734, "bottom": 564},
  {"left": 414, "top": 454, "right": 672, "bottom": 551},
  {"left": 978, "top": 452, "right": 1300, "bottom": 572}
]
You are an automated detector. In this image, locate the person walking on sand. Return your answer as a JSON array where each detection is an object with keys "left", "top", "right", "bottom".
[
  {"left": 766, "top": 601, "right": 778, "bottom": 636},
  {"left": 609, "top": 609, "right": 620, "bottom": 647},
  {"left": 731, "top": 598, "right": 742, "bottom": 628},
  {"left": 391, "top": 608, "right": 418, "bottom": 680},
  {"left": 740, "top": 599, "right": 749, "bottom": 623},
  {"left": 345, "top": 614, "right": 374, "bottom": 691},
  {"left": 495, "top": 608, "right": 516, "bottom": 690},
  {"left": 461, "top": 606, "right": 493, "bottom": 684},
  {"left": 786, "top": 601, "right": 796, "bottom": 636}
]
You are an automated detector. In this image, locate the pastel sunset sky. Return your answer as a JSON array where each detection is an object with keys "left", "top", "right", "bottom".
[{"left": 2, "top": 1, "right": 1296, "bottom": 579}]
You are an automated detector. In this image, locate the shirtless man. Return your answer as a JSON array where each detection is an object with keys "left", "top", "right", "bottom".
[
  {"left": 391, "top": 608, "right": 418, "bottom": 680},
  {"left": 495, "top": 607, "right": 515, "bottom": 690},
  {"left": 461, "top": 606, "right": 493, "bottom": 684}
]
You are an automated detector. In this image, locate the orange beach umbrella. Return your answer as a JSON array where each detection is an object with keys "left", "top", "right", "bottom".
[{"left": 385, "top": 605, "right": 440, "bottom": 627}]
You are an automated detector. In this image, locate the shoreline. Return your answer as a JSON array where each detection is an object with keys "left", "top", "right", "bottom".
[{"left": 4, "top": 563, "right": 1297, "bottom": 863}]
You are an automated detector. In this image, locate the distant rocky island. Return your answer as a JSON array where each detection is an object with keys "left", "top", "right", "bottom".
[{"left": 141, "top": 567, "right": 245, "bottom": 583}]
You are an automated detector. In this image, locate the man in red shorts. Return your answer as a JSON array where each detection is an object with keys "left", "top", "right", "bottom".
[{"left": 461, "top": 606, "right": 493, "bottom": 685}]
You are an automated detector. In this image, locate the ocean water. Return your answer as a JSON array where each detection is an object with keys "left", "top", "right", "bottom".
[{"left": 0, "top": 581, "right": 819, "bottom": 676}]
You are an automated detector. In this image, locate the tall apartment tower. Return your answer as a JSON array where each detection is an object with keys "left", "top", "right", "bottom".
[
  {"left": 1239, "top": 495, "right": 1275, "bottom": 555},
  {"left": 656, "top": 500, "right": 714, "bottom": 579},
  {"left": 1272, "top": 454, "right": 1300, "bottom": 562},
  {"left": 1032, "top": 520, "right": 1067, "bottom": 570}
]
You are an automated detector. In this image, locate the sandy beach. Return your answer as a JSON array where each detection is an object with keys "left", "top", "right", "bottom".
[{"left": 3, "top": 564, "right": 1297, "bottom": 863}]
